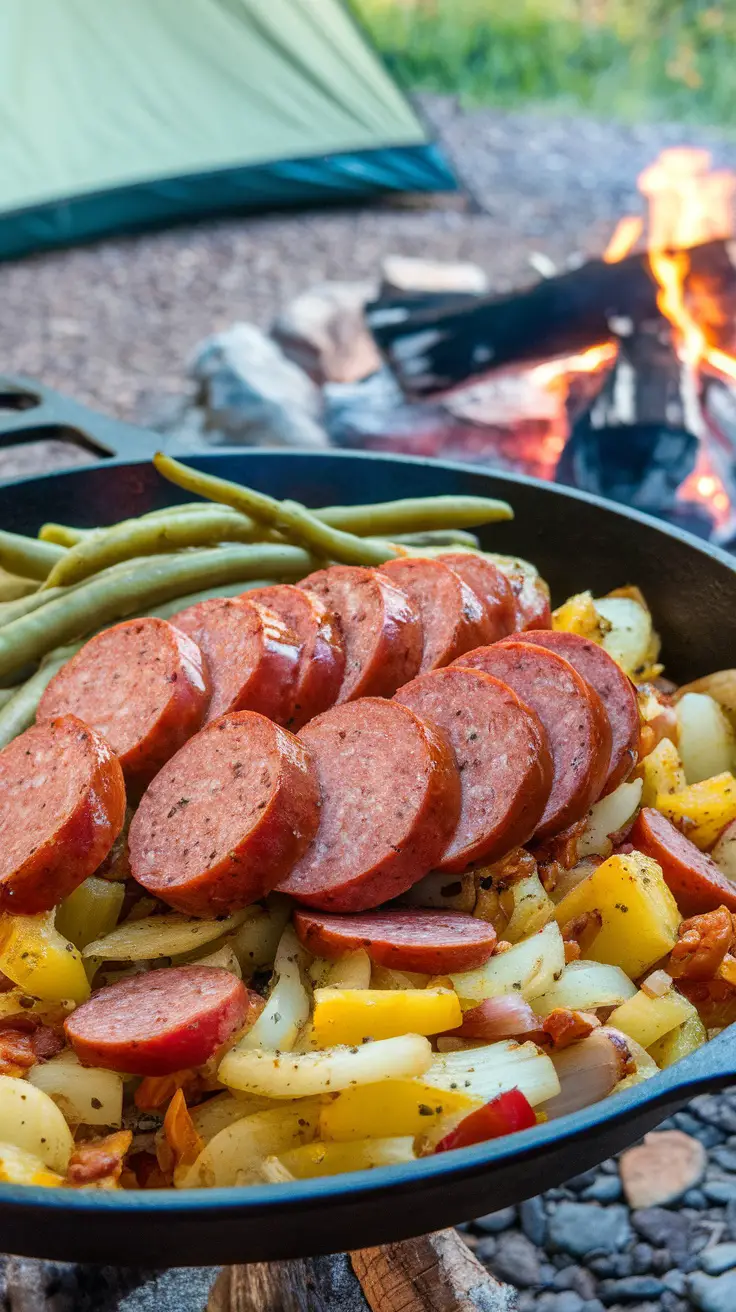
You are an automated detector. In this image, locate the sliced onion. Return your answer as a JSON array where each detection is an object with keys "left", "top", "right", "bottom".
[
  {"left": 544, "top": 1030, "right": 628, "bottom": 1119},
  {"left": 533, "top": 961, "right": 637, "bottom": 1017},
  {"left": 399, "top": 871, "right": 476, "bottom": 913},
  {"left": 450, "top": 996, "right": 539, "bottom": 1041}
]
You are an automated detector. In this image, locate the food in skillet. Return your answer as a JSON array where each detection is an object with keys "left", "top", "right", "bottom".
[{"left": 0, "top": 461, "right": 734, "bottom": 1190}]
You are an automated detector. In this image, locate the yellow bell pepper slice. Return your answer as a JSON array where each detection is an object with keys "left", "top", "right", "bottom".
[
  {"left": 277, "top": 1136, "right": 415, "bottom": 1179},
  {"left": 608, "top": 985, "right": 696, "bottom": 1050},
  {"left": 310, "top": 987, "right": 461, "bottom": 1048},
  {"left": 0, "top": 911, "right": 90, "bottom": 1004},
  {"left": 0, "top": 1142, "right": 63, "bottom": 1188},
  {"left": 554, "top": 852, "right": 680, "bottom": 979},
  {"left": 656, "top": 773, "right": 736, "bottom": 850},
  {"left": 319, "top": 1078, "right": 480, "bottom": 1142},
  {"left": 648, "top": 1012, "right": 707, "bottom": 1068},
  {"left": 56, "top": 876, "right": 125, "bottom": 951}
]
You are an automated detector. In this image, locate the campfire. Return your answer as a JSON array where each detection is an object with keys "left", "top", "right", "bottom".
[{"left": 366, "top": 148, "right": 736, "bottom": 548}]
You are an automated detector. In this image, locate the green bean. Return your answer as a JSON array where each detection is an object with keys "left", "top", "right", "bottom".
[
  {"left": 154, "top": 453, "right": 402, "bottom": 568},
  {"left": 320, "top": 495, "right": 513, "bottom": 536},
  {"left": 39, "top": 524, "right": 86, "bottom": 547},
  {"left": 0, "top": 586, "right": 69, "bottom": 628},
  {"left": 39, "top": 502, "right": 236, "bottom": 547},
  {"left": 389, "top": 529, "right": 481, "bottom": 549},
  {"left": 0, "top": 545, "right": 315, "bottom": 679},
  {"left": 0, "top": 686, "right": 20, "bottom": 709},
  {"left": 145, "top": 579, "right": 277, "bottom": 620},
  {"left": 42, "top": 507, "right": 277, "bottom": 590},
  {"left": 0, "top": 572, "right": 39, "bottom": 603},
  {"left": 0, "top": 531, "right": 63, "bottom": 582},
  {"left": 0, "top": 643, "right": 83, "bottom": 749}
]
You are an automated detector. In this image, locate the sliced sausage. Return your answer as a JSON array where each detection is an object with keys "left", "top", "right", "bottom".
[
  {"left": 300, "top": 566, "right": 422, "bottom": 702},
  {"left": 169, "top": 597, "right": 300, "bottom": 726},
  {"left": 379, "top": 556, "right": 493, "bottom": 671},
  {"left": 38, "top": 618, "right": 209, "bottom": 789},
  {"left": 630, "top": 807, "right": 736, "bottom": 916},
  {"left": 294, "top": 908, "right": 496, "bottom": 973},
  {"left": 395, "top": 666, "right": 553, "bottom": 870},
  {"left": 508, "top": 572, "right": 552, "bottom": 630},
  {"left": 279, "top": 698, "right": 461, "bottom": 911},
  {"left": 455, "top": 641, "right": 611, "bottom": 838},
  {"left": 129, "top": 711, "right": 320, "bottom": 916},
  {"left": 245, "top": 585, "right": 345, "bottom": 729},
  {"left": 436, "top": 553, "right": 516, "bottom": 643},
  {"left": 64, "top": 966, "right": 254, "bottom": 1075},
  {"left": 0, "top": 714, "right": 126, "bottom": 914},
  {"left": 513, "top": 630, "right": 639, "bottom": 794}
]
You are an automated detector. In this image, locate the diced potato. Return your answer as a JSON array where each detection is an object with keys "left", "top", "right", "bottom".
[
  {"left": 450, "top": 922, "right": 565, "bottom": 1005},
  {"left": 310, "top": 988, "right": 461, "bottom": 1048},
  {"left": 578, "top": 779, "right": 643, "bottom": 860},
  {"left": 218, "top": 1034, "right": 433, "bottom": 1099},
  {"left": 607, "top": 984, "right": 696, "bottom": 1050},
  {"left": 424, "top": 1039, "right": 560, "bottom": 1108},
  {"left": 595, "top": 593, "right": 659, "bottom": 679},
  {"left": 180, "top": 1103, "right": 321, "bottom": 1188},
  {"left": 676, "top": 693, "right": 736, "bottom": 784},
  {"left": 400, "top": 871, "right": 476, "bottom": 913},
  {"left": 56, "top": 877, "right": 125, "bottom": 952},
  {"left": 554, "top": 852, "right": 681, "bottom": 978},
  {"left": 0, "top": 1075, "right": 74, "bottom": 1172},
  {"left": 677, "top": 670, "right": 736, "bottom": 730},
  {"left": 640, "top": 737, "right": 687, "bottom": 807},
  {"left": 0, "top": 1142, "right": 63, "bottom": 1188},
  {"left": 319, "top": 1079, "right": 479, "bottom": 1142},
  {"left": 189, "top": 1092, "right": 276, "bottom": 1143},
  {"left": 656, "top": 773, "right": 736, "bottom": 850},
  {"left": 324, "top": 950, "right": 372, "bottom": 991},
  {"left": 553, "top": 591, "right": 611, "bottom": 643},
  {"left": 238, "top": 926, "right": 310, "bottom": 1053},
  {"left": 711, "top": 819, "right": 736, "bottom": 882},
  {"left": 83, "top": 908, "right": 250, "bottom": 961},
  {"left": 28, "top": 1051, "right": 123, "bottom": 1127},
  {"left": 532, "top": 961, "right": 636, "bottom": 1016},
  {"left": 0, "top": 991, "right": 73, "bottom": 1024},
  {"left": 648, "top": 1012, "right": 707, "bottom": 1067},
  {"left": 502, "top": 874, "right": 555, "bottom": 942},
  {"left": 370, "top": 964, "right": 431, "bottom": 990},
  {"left": 0, "top": 912, "right": 89, "bottom": 1003},
  {"left": 276, "top": 1137, "right": 415, "bottom": 1179}
]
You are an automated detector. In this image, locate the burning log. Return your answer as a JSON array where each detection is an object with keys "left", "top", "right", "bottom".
[{"left": 367, "top": 240, "right": 736, "bottom": 399}]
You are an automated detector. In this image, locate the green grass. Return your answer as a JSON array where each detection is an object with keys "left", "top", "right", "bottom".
[{"left": 354, "top": 0, "right": 736, "bottom": 127}]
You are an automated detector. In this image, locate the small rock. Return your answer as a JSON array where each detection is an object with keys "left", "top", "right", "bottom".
[
  {"left": 689, "top": 1269, "right": 736, "bottom": 1312},
  {"left": 552, "top": 1266, "right": 598, "bottom": 1299},
  {"left": 704, "top": 1181, "right": 736, "bottom": 1205},
  {"left": 566, "top": 1170, "right": 600, "bottom": 1193},
  {"left": 726, "top": 1198, "right": 736, "bottom": 1239},
  {"left": 380, "top": 254, "right": 489, "bottom": 296},
  {"left": 652, "top": 1247, "right": 674, "bottom": 1273},
  {"left": 473, "top": 1237, "right": 497, "bottom": 1264},
  {"left": 694, "top": 1096, "right": 736, "bottom": 1134},
  {"left": 490, "top": 1231, "right": 542, "bottom": 1288},
  {"left": 271, "top": 281, "right": 380, "bottom": 385},
  {"left": 684, "top": 1188, "right": 709, "bottom": 1208},
  {"left": 631, "top": 1242, "right": 654, "bottom": 1273},
  {"left": 661, "top": 1298, "right": 690, "bottom": 1312},
  {"left": 664, "top": 1269, "right": 687, "bottom": 1294},
  {"left": 583, "top": 1176, "right": 622, "bottom": 1203},
  {"left": 597, "top": 1275, "right": 665, "bottom": 1303},
  {"left": 520, "top": 1195, "right": 548, "bottom": 1246},
  {"left": 713, "top": 1146, "right": 736, "bottom": 1173},
  {"left": 548, "top": 1203, "right": 631, "bottom": 1258},
  {"left": 600, "top": 1160, "right": 619, "bottom": 1175},
  {"left": 539, "top": 1263, "right": 557, "bottom": 1285},
  {"left": 474, "top": 1206, "right": 517, "bottom": 1233},
  {"left": 587, "top": 1255, "right": 625, "bottom": 1278},
  {"left": 700, "top": 1242, "right": 736, "bottom": 1275},
  {"left": 620, "top": 1130, "right": 706, "bottom": 1208},
  {"left": 537, "top": 1293, "right": 586, "bottom": 1312},
  {"left": 579, "top": 1304, "right": 605, "bottom": 1312},
  {"left": 517, "top": 1294, "right": 537, "bottom": 1312},
  {"left": 673, "top": 1111, "right": 724, "bottom": 1148},
  {"left": 633, "top": 1207, "right": 694, "bottom": 1264}
]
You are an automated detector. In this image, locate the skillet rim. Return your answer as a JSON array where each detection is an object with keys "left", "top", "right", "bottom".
[{"left": 0, "top": 448, "right": 734, "bottom": 1228}]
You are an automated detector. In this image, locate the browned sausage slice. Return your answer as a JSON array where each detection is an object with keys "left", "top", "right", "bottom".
[
  {"left": 300, "top": 566, "right": 422, "bottom": 702},
  {"left": 245, "top": 585, "right": 345, "bottom": 729},
  {"left": 169, "top": 597, "right": 300, "bottom": 726},
  {"left": 129, "top": 711, "right": 320, "bottom": 916},
  {"left": 436, "top": 553, "right": 516, "bottom": 643},
  {"left": 279, "top": 698, "right": 461, "bottom": 911},
  {"left": 455, "top": 641, "right": 611, "bottom": 838},
  {"left": 379, "top": 557, "right": 493, "bottom": 671},
  {"left": 293, "top": 908, "right": 497, "bottom": 973},
  {"left": 0, "top": 714, "right": 126, "bottom": 914},
  {"left": 65, "top": 966, "right": 254, "bottom": 1075},
  {"left": 514, "top": 630, "right": 639, "bottom": 794},
  {"left": 38, "top": 618, "right": 209, "bottom": 788},
  {"left": 395, "top": 666, "right": 552, "bottom": 870},
  {"left": 630, "top": 807, "right": 736, "bottom": 916},
  {"left": 508, "top": 572, "right": 552, "bottom": 630}
]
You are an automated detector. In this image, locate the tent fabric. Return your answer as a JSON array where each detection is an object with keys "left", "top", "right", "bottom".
[{"left": 0, "top": 0, "right": 458, "bottom": 260}]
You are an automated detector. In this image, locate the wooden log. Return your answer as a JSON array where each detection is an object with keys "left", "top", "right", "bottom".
[{"left": 367, "top": 240, "right": 736, "bottom": 398}]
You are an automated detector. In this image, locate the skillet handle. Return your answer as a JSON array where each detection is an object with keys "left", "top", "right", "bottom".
[{"left": 0, "top": 373, "right": 161, "bottom": 464}]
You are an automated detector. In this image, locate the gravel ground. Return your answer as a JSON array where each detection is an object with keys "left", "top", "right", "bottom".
[
  {"left": 3, "top": 99, "right": 736, "bottom": 1310},
  {"left": 0, "top": 97, "right": 735, "bottom": 427}
]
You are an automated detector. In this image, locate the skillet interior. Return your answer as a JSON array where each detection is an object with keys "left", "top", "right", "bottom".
[{"left": 0, "top": 448, "right": 734, "bottom": 1265}]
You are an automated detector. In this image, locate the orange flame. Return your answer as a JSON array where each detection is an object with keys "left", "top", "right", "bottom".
[{"left": 603, "top": 216, "right": 643, "bottom": 264}]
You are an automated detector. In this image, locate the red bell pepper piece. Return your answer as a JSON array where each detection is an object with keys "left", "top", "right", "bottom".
[{"left": 435, "top": 1088, "right": 535, "bottom": 1153}]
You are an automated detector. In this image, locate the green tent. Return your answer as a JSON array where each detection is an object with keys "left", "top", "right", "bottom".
[{"left": 0, "top": 0, "right": 457, "bottom": 261}]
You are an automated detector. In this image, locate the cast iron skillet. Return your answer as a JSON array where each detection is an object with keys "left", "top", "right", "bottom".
[{"left": 0, "top": 437, "right": 734, "bottom": 1266}]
